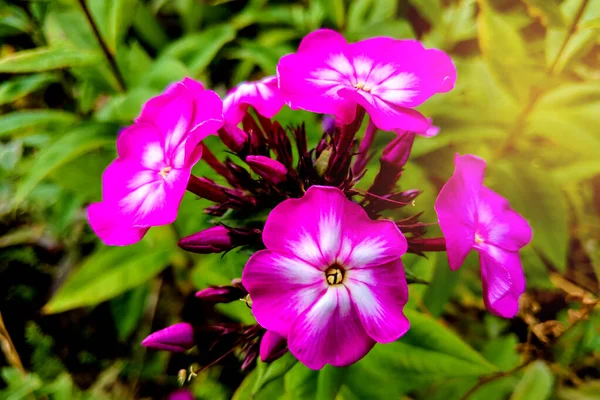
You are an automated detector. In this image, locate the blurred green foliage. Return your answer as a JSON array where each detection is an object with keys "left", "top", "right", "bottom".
[{"left": 0, "top": 0, "right": 599, "bottom": 399}]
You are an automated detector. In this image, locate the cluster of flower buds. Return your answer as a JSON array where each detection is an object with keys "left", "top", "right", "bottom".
[{"left": 90, "top": 29, "right": 532, "bottom": 374}]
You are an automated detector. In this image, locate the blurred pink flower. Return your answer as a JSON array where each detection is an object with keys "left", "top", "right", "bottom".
[
  {"left": 242, "top": 186, "right": 410, "bottom": 369},
  {"left": 434, "top": 154, "right": 532, "bottom": 318},
  {"left": 88, "top": 78, "right": 223, "bottom": 245},
  {"left": 223, "top": 76, "right": 285, "bottom": 125},
  {"left": 277, "top": 29, "right": 456, "bottom": 132},
  {"left": 168, "top": 389, "right": 195, "bottom": 400}
]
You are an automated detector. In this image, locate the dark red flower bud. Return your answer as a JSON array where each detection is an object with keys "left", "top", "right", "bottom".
[
  {"left": 381, "top": 131, "right": 416, "bottom": 168},
  {"left": 178, "top": 226, "right": 233, "bottom": 254},
  {"left": 195, "top": 283, "right": 247, "bottom": 303},
  {"left": 246, "top": 155, "right": 288, "bottom": 184},
  {"left": 218, "top": 124, "right": 248, "bottom": 153},
  {"left": 259, "top": 330, "right": 288, "bottom": 362}
]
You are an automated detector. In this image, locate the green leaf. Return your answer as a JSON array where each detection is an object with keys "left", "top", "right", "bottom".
[
  {"left": 510, "top": 361, "right": 554, "bottom": 400},
  {"left": 132, "top": 2, "right": 169, "bottom": 50},
  {"left": 345, "top": 310, "right": 496, "bottom": 397},
  {"left": 422, "top": 254, "right": 460, "bottom": 317},
  {"left": 0, "top": 4, "right": 32, "bottom": 37},
  {"left": 252, "top": 353, "right": 298, "bottom": 396},
  {"left": 489, "top": 162, "right": 568, "bottom": 271},
  {"left": 522, "top": 0, "right": 565, "bottom": 27},
  {"left": 408, "top": 0, "right": 443, "bottom": 25},
  {"left": 162, "top": 25, "right": 236, "bottom": 76},
  {"left": 0, "top": 47, "right": 101, "bottom": 73},
  {"left": 43, "top": 227, "right": 176, "bottom": 313},
  {"left": 546, "top": 0, "right": 600, "bottom": 73},
  {"left": 0, "top": 110, "right": 79, "bottom": 139},
  {"left": 316, "top": 365, "right": 347, "bottom": 400},
  {"left": 317, "top": 0, "right": 345, "bottom": 29},
  {"left": 110, "top": 283, "right": 149, "bottom": 341},
  {"left": 477, "top": 0, "right": 537, "bottom": 101},
  {"left": 13, "top": 122, "right": 116, "bottom": 206},
  {"left": 95, "top": 87, "right": 157, "bottom": 123},
  {"left": 108, "top": 0, "right": 140, "bottom": 52},
  {"left": 0, "top": 73, "right": 57, "bottom": 106},
  {"left": 284, "top": 362, "right": 319, "bottom": 400}
]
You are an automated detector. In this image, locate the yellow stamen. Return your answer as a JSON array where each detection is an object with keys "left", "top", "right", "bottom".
[
  {"left": 325, "top": 266, "right": 344, "bottom": 285},
  {"left": 475, "top": 233, "right": 484, "bottom": 245},
  {"left": 159, "top": 166, "right": 172, "bottom": 178}
]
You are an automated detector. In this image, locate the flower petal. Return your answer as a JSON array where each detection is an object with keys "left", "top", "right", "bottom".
[
  {"left": 223, "top": 76, "right": 285, "bottom": 125},
  {"left": 288, "top": 286, "right": 375, "bottom": 369},
  {"left": 337, "top": 201, "right": 407, "bottom": 269},
  {"left": 102, "top": 159, "right": 189, "bottom": 227},
  {"left": 242, "top": 250, "right": 326, "bottom": 336},
  {"left": 87, "top": 202, "right": 149, "bottom": 246},
  {"left": 345, "top": 258, "right": 410, "bottom": 343},
  {"left": 434, "top": 153, "right": 486, "bottom": 270},
  {"left": 116, "top": 123, "right": 165, "bottom": 169},
  {"left": 277, "top": 30, "right": 357, "bottom": 123},
  {"left": 478, "top": 245, "right": 525, "bottom": 318},
  {"left": 337, "top": 87, "right": 430, "bottom": 132},
  {"left": 136, "top": 82, "right": 194, "bottom": 157},
  {"left": 262, "top": 186, "right": 348, "bottom": 267},
  {"left": 477, "top": 187, "right": 532, "bottom": 252},
  {"left": 297, "top": 29, "right": 347, "bottom": 52}
]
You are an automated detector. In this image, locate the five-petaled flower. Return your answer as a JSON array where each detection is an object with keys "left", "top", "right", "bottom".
[
  {"left": 88, "top": 78, "right": 223, "bottom": 246},
  {"left": 434, "top": 154, "right": 532, "bottom": 318},
  {"left": 277, "top": 29, "right": 456, "bottom": 132},
  {"left": 242, "top": 186, "right": 410, "bottom": 369}
]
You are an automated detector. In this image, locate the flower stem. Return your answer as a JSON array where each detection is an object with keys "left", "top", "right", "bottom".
[{"left": 77, "top": 0, "right": 127, "bottom": 92}]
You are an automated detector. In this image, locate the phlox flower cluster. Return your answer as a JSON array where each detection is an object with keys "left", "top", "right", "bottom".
[{"left": 90, "top": 30, "right": 532, "bottom": 371}]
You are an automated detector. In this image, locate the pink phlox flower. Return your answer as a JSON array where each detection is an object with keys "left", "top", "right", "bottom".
[
  {"left": 223, "top": 76, "right": 285, "bottom": 126},
  {"left": 277, "top": 29, "right": 456, "bottom": 133},
  {"left": 434, "top": 154, "right": 532, "bottom": 318},
  {"left": 88, "top": 78, "right": 223, "bottom": 246},
  {"left": 242, "top": 186, "right": 410, "bottom": 370}
]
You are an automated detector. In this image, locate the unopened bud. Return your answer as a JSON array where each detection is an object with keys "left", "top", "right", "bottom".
[
  {"left": 142, "top": 322, "right": 195, "bottom": 352},
  {"left": 246, "top": 155, "right": 288, "bottom": 185},
  {"left": 259, "top": 330, "right": 288, "bottom": 362},
  {"left": 241, "top": 345, "right": 258, "bottom": 370},
  {"left": 168, "top": 389, "right": 195, "bottom": 400},
  {"left": 195, "top": 284, "right": 247, "bottom": 303},
  {"left": 219, "top": 124, "right": 248, "bottom": 153},
  {"left": 381, "top": 131, "right": 416, "bottom": 168},
  {"left": 179, "top": 226, "right": 233, "bottom": 254}
]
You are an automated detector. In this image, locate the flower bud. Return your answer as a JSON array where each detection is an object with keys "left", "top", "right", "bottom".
[
  {"left": 381, "top": 131, "right": 416, "bottom": 168},
  {"left": 141, "top": 322, "right": 195, "bottom": 352},
  {"left": 218, "top": 123, "right": 248, "bottom": 153},
  {"left": 195, "top": 283, "right": 247, "bottom": 303},
  {"left": 246, "top": 155, "right": 288, "bottom": 185},
  {"left": 168, "top": 389, "right": 194, "bottom": 400},
  {"left": 259, "top": 330, "right": 288, "bottom": 362},
  {"left": 178, "top": 226, "right": 233, "bottom": 254}
]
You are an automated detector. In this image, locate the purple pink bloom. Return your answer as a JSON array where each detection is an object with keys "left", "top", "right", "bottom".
[
  {"left": 277, "top": 29, "right": 456, "bottom": 132},
  {"left": 88, "top": 78, "right": 223, "bottom": 245},
  {"left": 434, "top": 154, "right": 532, "bottom": 318},
  {"left": 242, "top": 186, "right": 410, "bottom": 369}
]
